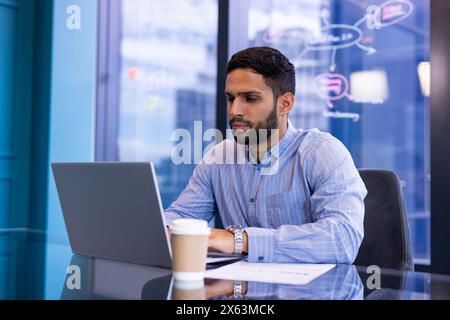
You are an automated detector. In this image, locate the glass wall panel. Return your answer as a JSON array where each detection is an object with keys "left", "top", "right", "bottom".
[
  {"left": 247, "top": 0, "right": 430, "bottom": 262},
  {"left": 118, "top": 0, "right": 218, "bottom": 207}
]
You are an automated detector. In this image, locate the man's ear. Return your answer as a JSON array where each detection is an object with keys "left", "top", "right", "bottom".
[{"left": 278, "top": 92, "right": 295, "bottom": 117}]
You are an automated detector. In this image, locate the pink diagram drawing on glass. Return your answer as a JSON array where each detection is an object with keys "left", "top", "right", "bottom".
[
  {"left": 314, "top": 73, "right": 353, "bottom": 109},
  {"left": 367, "top": 0, "right": 414, "bottom": 30}
]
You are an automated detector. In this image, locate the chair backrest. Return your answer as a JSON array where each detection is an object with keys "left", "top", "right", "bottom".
[{"left": 355, "top": 170, "right": 414, "bottom": 271}]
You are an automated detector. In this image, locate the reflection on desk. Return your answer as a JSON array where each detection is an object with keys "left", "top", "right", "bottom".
[
  {"left": 1, "top": 230, "right": 450, "bottom": 300},
  {"left": 205, "top": 264, "right": 363, "bottom": 300},
  {"left": 61, "top": 255, "right": 172, "bottom": 300},
  {"left": 60, "top": 256, "right": 362, "bottom": 300}
]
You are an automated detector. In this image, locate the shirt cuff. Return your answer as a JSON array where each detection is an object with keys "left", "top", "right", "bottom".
[
  {"left": 244, "top": 227, "right": 277, "bottom": 263},
  {"left": 246, "top": 281, "right": 276, "bottom": 298}
]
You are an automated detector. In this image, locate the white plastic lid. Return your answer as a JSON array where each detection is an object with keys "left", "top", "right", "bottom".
[
  {"left": 170, "top": 219, "right": 211, "bottom": 236},
  {"left": 173, "top": 278, "right": 205, "bottom": 289}
]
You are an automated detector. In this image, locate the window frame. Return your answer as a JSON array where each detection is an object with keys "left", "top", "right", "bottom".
[
  {"left": 96, "top": 0, "right": 121, "bottom": 161},
  {"left": 429, "top": 0, "right": 450, "bottom": 275}
]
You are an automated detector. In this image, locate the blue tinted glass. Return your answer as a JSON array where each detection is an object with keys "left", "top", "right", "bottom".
[
  {"left": 118, "top": 0, "right": 218, "bottom": 208},
  {"left": 248, "top": 0, "right": 430, "bottom": 263}
]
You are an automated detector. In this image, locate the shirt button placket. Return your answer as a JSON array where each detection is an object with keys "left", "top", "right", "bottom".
[{"left": 248, "top": 168, "right": 262, "bottom": 226}]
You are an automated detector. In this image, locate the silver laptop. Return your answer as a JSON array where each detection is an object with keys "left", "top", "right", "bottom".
[{"left": 52, "top": 162, "right": 242, "bottom": 269}]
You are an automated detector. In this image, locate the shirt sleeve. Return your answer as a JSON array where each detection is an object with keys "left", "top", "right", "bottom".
[
  {"left": 245, "top": 265, "right": 364, "bottom": 300},
  {"left": 245, "top": 134, "right": 367, "bottom": 264},
  {"left": 164, "top": 162, "right": 217, "bottom": 226}
]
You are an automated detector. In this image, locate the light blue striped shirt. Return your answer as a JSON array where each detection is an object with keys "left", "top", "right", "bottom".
[
  {"left": 165, "top": 121, "right": 367, "bottom": 264},
  {"left": 211, "top": 265, "right": 363, "bottom": 300}
]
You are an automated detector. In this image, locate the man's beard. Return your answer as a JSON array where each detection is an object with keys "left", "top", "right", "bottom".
[{"left": 229, "top": 103, "right": 279, "bottom": 146}]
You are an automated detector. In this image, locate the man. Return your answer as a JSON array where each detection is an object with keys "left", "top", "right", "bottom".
[{"left": 165, "top": 47, "right": 367, "bottom": 264}]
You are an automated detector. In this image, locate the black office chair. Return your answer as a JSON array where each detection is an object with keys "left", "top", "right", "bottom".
[{"left": 354, "top": 169, "right": 414, "bottom": 271}]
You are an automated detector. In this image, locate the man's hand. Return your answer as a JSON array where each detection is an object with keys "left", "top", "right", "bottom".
[
  {"left": 204, "top": 279, "right": 235, "bottom": 298},
  {"left": 208, "top": 228, "right": 248, "bottom": 254},
  {"left": 204, "top": 279, "right": 248, "bottom": 299}
]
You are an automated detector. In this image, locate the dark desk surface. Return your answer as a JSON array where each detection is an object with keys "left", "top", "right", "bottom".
[{"left": 1, "top": 230, "right": 449, "bottom": 300}]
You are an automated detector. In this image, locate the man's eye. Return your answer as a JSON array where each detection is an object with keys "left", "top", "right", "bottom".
[
  {"left": 245, "top": 96, "right": 258, "bottom": 102},
  {"left": 227, "top": 97, "right": 235, "bottom": 102}
]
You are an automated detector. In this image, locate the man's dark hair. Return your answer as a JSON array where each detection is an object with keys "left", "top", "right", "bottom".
[{"left": 227, "top": 47, "right": 296, "bottom": 98}]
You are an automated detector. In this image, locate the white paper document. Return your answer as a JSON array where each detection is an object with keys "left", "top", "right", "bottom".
[{"left": 205, "top": 261, "right": 335, "bottom": 285}]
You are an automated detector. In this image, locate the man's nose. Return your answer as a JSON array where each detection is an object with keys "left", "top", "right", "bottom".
[{"left": 229, "top": 99, "right": 244, "bottom": 117}]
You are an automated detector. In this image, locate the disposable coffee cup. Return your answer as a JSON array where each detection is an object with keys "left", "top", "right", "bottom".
[
  {"left": 170, "top": 219, "right": 210, "bottom": 281},
  {"left": 171, "top": 279, "right": 206, "bottom": 300}
]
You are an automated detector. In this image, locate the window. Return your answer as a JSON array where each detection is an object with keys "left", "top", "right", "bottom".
[
  {"left": 98, "top": 0, "right": 431, "bottom": 264},
  {"left": 245, "top": 0, "right": 430, "bottom": 263},
  {"left": 116, "top": 0, "right": 218, "bottom": 208}
]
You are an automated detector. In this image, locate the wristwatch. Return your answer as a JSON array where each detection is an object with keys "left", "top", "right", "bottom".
[
  {"left": 232, "top": 280, "right": 244, "bottom": 299},
  {"left": 226, "top": 280, "right": 244, "bottom": 299},
  {"left": 226, "top": 225, "right": 245, "bottom": 254}
]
